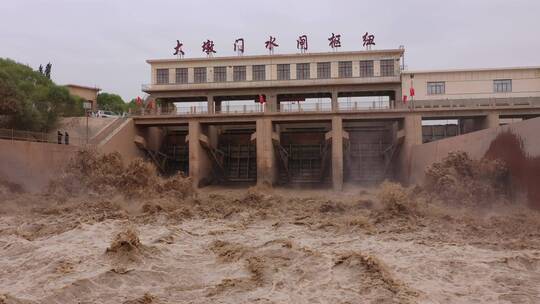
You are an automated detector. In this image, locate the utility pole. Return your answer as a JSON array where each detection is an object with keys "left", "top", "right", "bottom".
[{"left": 83, "top": 101, "right": 92, "bottom": 145}]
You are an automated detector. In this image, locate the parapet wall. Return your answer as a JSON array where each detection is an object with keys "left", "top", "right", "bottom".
[
  {"left": 0, "top": 139, "right": 78, "bottom": 192},
  {"left": 98, "top": 118, "right": 145, "bottom": 163},
  {"left": 409, "top": 117, "right": 540, "bottom": 206},
  {"left": 410, "top": 117, "right": 540, "bottom": 183},
  {"left": 0, "top": 118, "right": 146, "bottom": 192}
]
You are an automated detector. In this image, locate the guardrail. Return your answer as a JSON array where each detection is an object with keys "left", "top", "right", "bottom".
[
  {"left": 279, "top": 102, "right": 332, "bottom": 113},
  {"left": 412, "top": 96, "right": 540, "bottom": 109},
  {"left": 129, "top": 96, "right": 540, "bottom": 117},
  {"left": 0, "top": 128, "right": 85, "bottom": 146},
  {"left": 217, "top": 104, "right": 263, "bottom": 114}
]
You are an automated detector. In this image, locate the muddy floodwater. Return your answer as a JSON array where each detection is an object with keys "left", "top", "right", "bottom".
[
  {"left": 1, "top": 151, "right": 539, "bottom": 303},
  {"left": 1, "top": 185, "right": 540, "bottom": 304}
]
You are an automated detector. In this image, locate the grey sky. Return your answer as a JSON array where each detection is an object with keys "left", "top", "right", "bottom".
[{"left": 2, "top": 0, "right": 539, "bottom": 101}]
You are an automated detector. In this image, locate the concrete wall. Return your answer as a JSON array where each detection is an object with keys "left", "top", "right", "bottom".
[
  {"left": 409, "top": 117, "right": 540, "bottom": 207},
  {"left": 53, "top": 117, "right": 116, "bottom": 144},
  {"left": 99, "top": 119, "right": 144, "bottom": 163},
  {"left": 0, "top": 139, "right": 78, "bottom": 192}
]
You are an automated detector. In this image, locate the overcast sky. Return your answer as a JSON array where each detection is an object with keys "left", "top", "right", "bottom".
[{"left": 2, "top": 0, "right": 539, "bottom": 101}]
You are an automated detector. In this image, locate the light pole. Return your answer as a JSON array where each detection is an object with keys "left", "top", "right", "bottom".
[{"left": 83, "top": 101, "right": 92, "bottom": 145}]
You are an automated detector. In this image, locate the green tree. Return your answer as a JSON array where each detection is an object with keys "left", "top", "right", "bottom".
[
  {"left": 97, "top": 92, "right": 127, "bottom": 113},
  {"left": 44, "top": 62, "right": 52, "bottom": 79},
  {"left": 0, "top": 58, "right": 83, "bottom": 131},
  {"left": 126, "top": 98, "right": 140, "bottom": 112}
]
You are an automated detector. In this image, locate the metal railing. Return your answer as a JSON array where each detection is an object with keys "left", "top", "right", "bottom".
[
  {"left": 0, "top": 128, "right": 85, "bottom": 146},
  {"left": 412, "top": 96, "right": 540, "bottom": 109},
  {"left": 217, "top": 104, "right": 263, "bottom": 114},
  {"left": 339, "top": 100, "right": 390, "bottom": 111},
  {"left": 129, "top": 96, "right": 540, "bottom": 117},
  {"left": 279, "top": 102, "right": 332, "bottom": 113}
]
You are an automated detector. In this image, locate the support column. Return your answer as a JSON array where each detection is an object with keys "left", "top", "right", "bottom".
[
  {"left": 399, "top": 114, "right": 422, "bottom": 184},
  {"left": 256, "top": 118, "right": 276, "bottom": 186},
  {"left": 482, "top": 112, "right": 500, "bottom": 129},
  {"left": 331, "top": 91, "right": 338, "bottom": 112},
  {"left": 188, "top": 121, "right": 211, "bottom": 188},
  {"left": 207, "top": 95, "right": 214, "bottom": 114},
  {"left": 332, "top": 117, "right": 344, "bottom": 191},
  {"left": 214, "top": 99, "right": 222, "bottom": 114},
  {"left": 266, "top": 94, "right": 277, "bottom": 113}
]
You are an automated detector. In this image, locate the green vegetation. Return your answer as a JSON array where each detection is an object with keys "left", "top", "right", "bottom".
[
  {"left": 0, "top": 58, "right": 84, "bottom": 131},
  {"left": 96, "top": 92, "right": 128, "bottom": 113}
]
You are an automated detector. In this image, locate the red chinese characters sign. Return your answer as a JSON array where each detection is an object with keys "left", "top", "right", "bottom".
[
  {"left": 265, "top": 36, "right": 279, "bottom": 54},
  {"left": 202, "top": 39, "right": 216, "bottom": 55},
  {"left": 173, "top": 40, "right": 185, "bottom": 57},
  {"left": 328, "top": 33, "right": 341, "bottom": 50},
  {"left": 297, "top": 35, "right": 308, "bottom": 53}
]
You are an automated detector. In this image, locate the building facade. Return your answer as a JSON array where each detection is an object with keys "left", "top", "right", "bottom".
[
  {"left": 135, "top": 49, "right": 540, "bottom": 190},
  {"left": 143, "top": 49, "right": 404, "bottom": 114},
  {"left": 402, "top": 67, "right": 540, "bottom": 107}
]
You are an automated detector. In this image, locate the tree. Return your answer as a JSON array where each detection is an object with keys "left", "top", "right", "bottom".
[
  {"left": 127, "top": 98, "right": 140, "bottom": 112},
  {"left": 44, "top": 62, "right": 52, "bottom": 79},
  {"left": 0, "top": 58, "right": 83, "bottom": 131},
  {"left": 97, "top": 92, "right": 127, "bottom": 113}
]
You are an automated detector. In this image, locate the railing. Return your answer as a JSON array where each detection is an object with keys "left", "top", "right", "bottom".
[
  {"left": 130, "top": 106, "right": 208, "bottom": 116},
  {"left": 217, "top": 104, "right": 263, "bottom": 114},
  {"left": 0, "top": 128, "right": 85, "bottom": 146},
  {"left": 339, "top": 100, "right": 390, "bottom": 111},
  {"left": 412, "top": 96, "right": 540, "bottom": 109},
  {"left": 129, "top": 96, "right": 540, "bottom": 117},
  {"left": 279, "top": 102, "right": 332, "bottom": 113},
  {"left": 131, "top": 104, "right": 264, "bottom": 116}
]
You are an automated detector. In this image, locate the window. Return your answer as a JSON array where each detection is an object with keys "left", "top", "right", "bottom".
[
  {"left": 359, "top": 60, "right": 374, "bottom": 77},
  {"left": 156, "top": 69, "right": 169, "bottom": 84},
  {"left": 194, "top": 67, "right": 206, "bottom": 83},
  {"left": 252, "top": 65, "right": 266, "bottom": 81},
  {"left": 427, "top": 82, "right": 445, "bottom": 95},
  {"left": 214, "top": 66, "right": 226, "bottom": 82},
  {"left": 277, "top": 64, "right": 290, "bottom": 80},
  {"left": 317, "top": 62, "right": 330, "bottom": 79},
  {"left": 380, "top": 59, "right": 395, "bottom": 76},
  {"left": 338, "top": 61, "right": 352, "bottom": 78},
  {"left": 175, "top": 68, "right": 188, "bottom": 84},
  {"left": 233, "top": 65, "right": 246, "bottom": 81},
  {"left": 296, "top": 63, "right": 310, "bottom": 80},
  {"left": 494, "top": 79, "right": 512, "bottom": 93}
]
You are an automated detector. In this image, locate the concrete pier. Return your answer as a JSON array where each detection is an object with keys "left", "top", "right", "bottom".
[
  {"left": 188, "top": 121, "right": 211, "bottom": 187},
  {"left": 331, "top": 116, "right": 344, "bottom": 191},
  {"left": 255, "top": 118, "right": 277, "bottom": 186}
]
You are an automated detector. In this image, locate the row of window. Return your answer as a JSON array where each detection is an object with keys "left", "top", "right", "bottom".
[
  {"left": 155, "top": 59, "right": 396, "bottom": 84},
  {"left": 426, "top": 79, "right": 513, "bottom": 95}
]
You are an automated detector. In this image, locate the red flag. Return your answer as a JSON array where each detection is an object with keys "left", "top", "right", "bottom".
[
  {"left": 409, "top": 87, "right": 415, "bottom": 97},
  {"left": 403, "top": 95, "right": 408, "bottom": 104},
  {"left": 136, "top": 96, "right": 142, "bottom": 106}
]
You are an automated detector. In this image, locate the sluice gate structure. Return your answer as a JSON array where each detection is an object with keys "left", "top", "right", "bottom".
[{"left": 131, "top": 49, "right": 540, "bottom": 189}]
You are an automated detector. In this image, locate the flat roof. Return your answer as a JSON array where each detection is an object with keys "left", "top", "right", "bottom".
[
  {"left": 147, "top": 49, "right": 405, "bottom": 64},
  {"left": 65, "top": 84, "right": 101, "bottom": 91},
  {"left": 402, "top": 66, "right": 540, "bottom": 74}
]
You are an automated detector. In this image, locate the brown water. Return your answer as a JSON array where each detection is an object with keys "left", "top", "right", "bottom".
[{"left": 1, "top": 183, "right": 539, "bottom": 304}]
